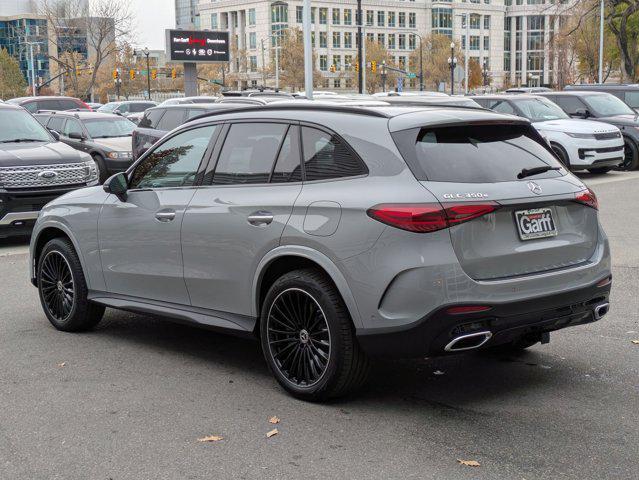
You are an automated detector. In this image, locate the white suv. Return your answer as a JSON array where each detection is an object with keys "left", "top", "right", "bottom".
[{"left": 476, "top": 95, "right": 624, "bottom": 173}]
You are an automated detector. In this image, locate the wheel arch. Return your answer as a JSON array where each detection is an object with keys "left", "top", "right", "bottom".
[
  {"left": 253, "top": 246, "right": 363, "bottom": 329},
  {"left": 30, "top": 222, "right": 87, "bottom": 287}
]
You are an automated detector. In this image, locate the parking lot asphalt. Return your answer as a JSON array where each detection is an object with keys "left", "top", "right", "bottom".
[{"left": 0, "top": 171, "right": 637, "bottom": 480}]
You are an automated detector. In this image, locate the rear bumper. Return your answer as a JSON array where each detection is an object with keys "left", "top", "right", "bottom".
[{"left": 357, "top": 276, "right": 612, "bottom": 358}]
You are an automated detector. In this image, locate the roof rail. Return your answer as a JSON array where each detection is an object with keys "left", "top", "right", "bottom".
[{"left": 188, "top": 102, "right": 391, "bottom": 123}]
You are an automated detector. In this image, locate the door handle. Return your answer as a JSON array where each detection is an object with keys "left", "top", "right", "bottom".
[
  {"left": 155, "top": 211, "right": 176, "bottom": 222},
  {"left": 247, "top": 211, "right": 274, "bottom": 226}
]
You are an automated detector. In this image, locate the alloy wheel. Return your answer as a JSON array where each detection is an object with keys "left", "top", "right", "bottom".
[
  {"left": 266, "top": 288, "right": 331, "bottom": 387},
  {"left": 40, "top": 251, "right": 75, "bottom": 322}
]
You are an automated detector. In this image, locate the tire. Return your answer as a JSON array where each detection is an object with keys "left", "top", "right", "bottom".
[
  {"left": 620, "top": 138, "right": 639, "bottom": 171},
  {"left": 37, "top": 237, "right": 105, "bottom": 332},
  {"left": 260, "top": 268, "right": 370, "bottom": 401},
  {"left": 587, "top": 167, "right": 611, "bottom": 174},
  {"left": 91, "top": 153, "right": 108, "bottom": 183},
  {"left": 551, "top": 143, "right": 571, "bottom": 170}
]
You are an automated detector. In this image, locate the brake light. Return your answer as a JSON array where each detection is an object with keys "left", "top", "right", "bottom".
[
  {"left": 80, "top": 100, "right": 92, "bottom": 111},
  {"left": 367, "top": 202, "right": 500, "bottom": 233},
  {"left": 574, "top": 189, "right": 598, "bottom": 210}
]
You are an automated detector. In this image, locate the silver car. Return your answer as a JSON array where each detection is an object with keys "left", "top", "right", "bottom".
[{"left": 29, "top": 104, "right": 612, "bottom": 400}]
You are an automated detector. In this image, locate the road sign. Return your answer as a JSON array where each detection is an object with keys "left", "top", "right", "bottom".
[
  {"left": 407, "top": 73, "right": 416, "bottom": 79},
  {"left": 454, "top": 65, "right": 465, "bottom": 83}
]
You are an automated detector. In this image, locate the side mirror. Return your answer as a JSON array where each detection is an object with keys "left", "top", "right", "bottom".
[
  {"left": 48, "top": 129, "right": 60, "bottom": 141},
  {"left": 68, "top": 131, "right": 85, "bottom": 140},
  {"left": 103, "top": 172, "right": 128, "bottom": 201},
  {"left": 573, "top": 108, "right": 590, "bottom": 119}
]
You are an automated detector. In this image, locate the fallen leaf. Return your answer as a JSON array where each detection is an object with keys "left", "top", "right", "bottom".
[
  {"left": 197, "top": 435, "right": 223, "bottom": 443},
  {"left": 57, "top": 362, "right": 66, "bottom": 368},
  {"left": 268, "top": 416, "right": 280, "bottom": 424},
  {"left": 266, "top": 428, "right": 278, "bottom": 438},
  {"left": 457, "top": 459, "right": 481, "bottom": 467},
  {"left": 433, "top": 370, "right": 445, "bottom": 376},
  {"left": 631, "top": 340, "right": 639, "bottom": 345}
]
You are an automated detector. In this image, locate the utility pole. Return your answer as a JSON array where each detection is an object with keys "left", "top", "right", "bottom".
[
  {"left": 448, "top": 42, "right": 457, "bottom": 95},
  {"left": 464, "top": 14, "right": 469, "bottom": 94},
  {"left": 303, "top": 0, "right": 313, "bottom": 98},
  {"left": 357, "top": 0, "right": 363, "bottom": 94},
  {"left": 598, "top": 0, "right": 604, "bottom": 83},
  {"left": 419, "top": 36, "right": 424, "bottom": 91}
]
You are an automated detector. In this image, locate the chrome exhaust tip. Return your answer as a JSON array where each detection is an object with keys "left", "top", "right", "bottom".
[
  {"left": 444, "top": 331, "right": 493, "bottom": 352},
  {"left": 594, "top": 302, "right": 610, "bottom": 320}
]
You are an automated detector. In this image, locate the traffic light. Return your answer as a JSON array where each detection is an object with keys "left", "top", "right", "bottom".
[
  {"left": 171, "top": 68, "right": 177, "bottom": 79},
  {"left": 76, "top": 66, "right": 82, "bottom": 77},
  {"left": 371, "top": 61, "right": 377, "bottom": 73},
  {"left": 112, "top": 69, "right": 119, "bottom": 80},
  {"left": 129, "top": 69, "right": 136, "bottom": 80},
  {"left": 151, "top": 69, "right": 157, "bottom": 80},
  {"left": 355, "top": 62, "right": 359, "bottom": 73}
]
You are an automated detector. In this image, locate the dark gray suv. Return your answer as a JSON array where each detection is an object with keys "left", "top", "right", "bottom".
[{"left": 29, "top": 104, "right": 612, "bottom": 400}]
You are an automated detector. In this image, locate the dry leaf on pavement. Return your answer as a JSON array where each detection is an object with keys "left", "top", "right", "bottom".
[
  {"left": 457, "top": 459, "right": 481, "bottom": 467},
  {"left": 631, "top": 340, "right": 639, "bottom": 345},
  {"left": 268, "top": 416, "right": 280, "bottom": 424},
  {"left": 197, "top": 435, "right": 224, "bottom": 443},
  {"left": 266, "top": 428, "right": 278, "bottom": 438},
  {"left": 57, "top": 362, "right": 66, "bottom": 368}
]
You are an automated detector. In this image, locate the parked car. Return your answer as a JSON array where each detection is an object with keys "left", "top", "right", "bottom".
[
  {"left": 86, "top": 102, "right": 103, "bottom": 110},
  {"left": 538, "top": 91, "right": 639, "bottom": 170},
  {"left": 565, "top": 84, "right": 639, "bottom": 112},
  {"left": 474, "top": 95, "right": 624, "bottom": 173},
  {"left": 29, "top": 103, "right": 611, "bottom": 400},
  {"left": 383, "top": 96, "right": 483, "bottom": 109},
  {"left": 159, "top": 96, "right": 219, "bottom": 106},
  {"left": 125, "top": 112, "right": 145, "bottom": 125},
  {"left": 0, "top": 104, "right": 98, "bottom": 238},
  {"left": 97, "top": 101, "right": 158, "bottom": 120},
  {"left": 34, "top": 111, "right": 136, "bottom": 182},
  {"left": 504, "top": 87, "right": 553, "bottom": 94},
  {"left": 132, "top": 103, "right": 249, "bottom": 159},
  {"left": 6, "top": 96, "right": 92, "bottom": 113}
]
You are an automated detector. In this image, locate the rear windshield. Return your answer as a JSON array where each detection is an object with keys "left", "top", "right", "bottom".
[{"left": 392, "top": 123, "right": 564, "bottom": 183}]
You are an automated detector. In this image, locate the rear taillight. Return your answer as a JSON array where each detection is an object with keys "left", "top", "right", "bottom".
[
  {"left": 80, "top": 100, "right": 92, "bottom": 111},
  {"left": 367, "top": 202, "right": 500, "bottom": 233},
  {"left": 574, "top": 189, "right": 598, "bottom": 210}
]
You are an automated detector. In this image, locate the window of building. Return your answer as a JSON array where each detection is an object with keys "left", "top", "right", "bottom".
[
  {"left": 366, "top": 10, "right": 374, "bottom": 26},
  {"left": 378, "top": 11, "right": 385, "bottom": 27},
  {"left": 332, "top": 8, "right": 340, "bottom": 25},
  {"left": 344, "top": 9, "right": 352, "bottom": 25},
  {"left": 249, "top": 55, "right": 257, "bottom": 71},
  {"left": 211, "top": 13, "right": 218, "bottom": 29},
  {"left": 398, "top": 34, "right": 406, "bottom": 50},
  {"left": 483, "top": 36, "right": 490, "bottom": 50},
  {"left": 432, "top": 8, "right": 452, "bottom": 36},
  {"left": 399, "top": 12, "right": 406, "bottom": 28},
  {"left": 388, "top": 34, "right": 396, "bottom": 50},
  {"left": 409, "top": 34, "right": 416, "bottom": 50},
  {"left": 484, "top": 15, "right": 491, "bottom": 30},
  {"left": 249, "top": 32, "right": 256, "bottom": 49},
  {"left": 319, "top": 55, "right": 328, "bottom": 70},
  {"left": 344, "top": 54, "right": 353, "bottom": 69},
  {"left": 248, "top": 8, "right": 256, "bottom": 25},
  {"left": 470, "top": 14, "right": 481, "bottom": 29},
  {"left": 387, "top": 11, "right": 395, "bottom": 27},
  {"left": 296, "top": 6, "right": 303, "bottom": 23},
  {"left": 319, "top": 7, "right": 327, "bottom": 24},
  {"left": 333, "top": 31, "right": 341, "bottom": 48},
  {"left": 378, "top": 33, "right": 385, "bottom": 45},
  {"left": 470, "top": 35, "right": 480, "bottom": 50},
  {"left": 319, "top": 31, "right": 327, "bottom": 48},
  {"left": 344, "top": 32, "right": 353, "bottom": 48},
  {"left": 409, "top": 12, "right": 416, "bottom": 28}
]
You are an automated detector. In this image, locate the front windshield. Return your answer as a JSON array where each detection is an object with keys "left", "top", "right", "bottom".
[
  {"left": 0, "top": 109, "right": 52, "bottom": 143},
  {"left": 97, "top": 103, "right": 119, "bottom": 112},
  {"left": 84, "top": 118, "right": 135, "bottom": 138},
  {"left": 584, "top": 94, "right": 635, "bottom": 116},
  {"left": 513, "top": 98, "right": 569, "bottom": 122}
]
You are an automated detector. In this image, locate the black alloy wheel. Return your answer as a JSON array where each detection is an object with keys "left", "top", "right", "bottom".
[{"left": 40, "top": 250, "right": 75, "bottom": 323}]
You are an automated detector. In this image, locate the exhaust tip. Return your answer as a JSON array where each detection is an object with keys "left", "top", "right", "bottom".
[
  {"left": 444, "top": 331, "right": 493, "bottom": 352},
  {"left": 594, "top": 302, "right": 610, "bottom": 320}
]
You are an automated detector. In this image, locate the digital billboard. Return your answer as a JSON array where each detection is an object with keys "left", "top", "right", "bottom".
[{"left": 165, "top": 29, "right": 230, "bottom": 63}]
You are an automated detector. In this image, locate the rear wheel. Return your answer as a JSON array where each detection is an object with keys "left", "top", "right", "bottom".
[
  {"left": 551, "top": 143, "right": 571, "bottom": 170},
  {"left": 620, "top": 138, "right": 639, "bottom": 171},
  {"left": 260, "top": 268, "right": 370, "bottom": 401},
  {"left": 37, "top": 238, "right": 105, "bottom": 332},
  {"left": 588, "top": 167, "right": 611, "bottom": 174},
  {"left": 91, "top": 153, "right": 107, "bottom": 183}
]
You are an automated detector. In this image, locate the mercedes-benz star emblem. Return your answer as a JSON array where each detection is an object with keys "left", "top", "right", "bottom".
[{"left": 527, "top": 181, "right": 543, "bottom": 195}]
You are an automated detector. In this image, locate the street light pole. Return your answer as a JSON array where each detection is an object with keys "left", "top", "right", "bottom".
[
  {"left": 25, "top": 41, "right": 42, "bottom": 96},
  {"left": 448, "top": 42, "right": 456, "bottom": 95},
  {"left": 599, "top": 0, "right": 604, "bottom": 83},
  {"left": 419, "top": 36, "right": 424, "bottom": 92},
  {"left": 303, "top": 0, "right": 313, "bottom": 99},
  {"left": 357, "top": 0, "right": 363, "bottom": 94},
  {"left": 144, "top": 47, "right": 151, "bottom": 100}
]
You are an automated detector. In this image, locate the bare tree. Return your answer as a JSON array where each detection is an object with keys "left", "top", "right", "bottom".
[
  {"left": 38, "top": 0, "right": 134, "bottom": 99},
  {"left": 606, "top": 0, "right": 639, "bottom": 81}
]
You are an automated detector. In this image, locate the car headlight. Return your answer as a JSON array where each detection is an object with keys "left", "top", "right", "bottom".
[
  {"left": 107, "top": 151, "right": 132, "bottom": 159},
  {"left": 566, "top": 132, "right": 596, "bottom": 139},
  {"left": 83, "top": 159, "right": 98, "bottom": 181}
]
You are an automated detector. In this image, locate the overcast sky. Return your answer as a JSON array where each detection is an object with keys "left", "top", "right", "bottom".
[{"left": 131, "top": 0, "right": 175, "bottom": 50}]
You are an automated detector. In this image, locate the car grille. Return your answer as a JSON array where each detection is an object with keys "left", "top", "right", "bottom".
[
  {"left": 594, "top": 131, "right": 621, "bottom": 140},
  {"left": 0, "top": 162, "right": 91, "bottom": 188}
]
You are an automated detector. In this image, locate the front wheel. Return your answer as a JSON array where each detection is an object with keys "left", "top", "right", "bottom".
[
  {"left": 621, "top": 138, "right": 639, "bottom": 171},
  {"left": 91, "top": 154, "right": 108, "bottom": 183},
  {"left": 37, "top": 238, "right": 105, "bottom": 332},
  {"left": 551, "top": 143, "right": 571, "bottom": 170},
  {"left": 260, "top": 269, "right": 370, "bottom": 401}
]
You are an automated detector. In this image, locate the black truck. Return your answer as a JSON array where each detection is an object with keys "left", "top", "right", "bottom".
[{"left": 0, "top": 104, "right": 99, "bottom": 239}]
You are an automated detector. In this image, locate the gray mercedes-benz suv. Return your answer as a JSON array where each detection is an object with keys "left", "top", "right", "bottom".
[{"left": 29, "top": 104, "right": 612, "bottom": 400}]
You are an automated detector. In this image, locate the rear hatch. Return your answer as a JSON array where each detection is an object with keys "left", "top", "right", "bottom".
[{"left": 391, "top": 120, "right": 599, "bottom": 281}]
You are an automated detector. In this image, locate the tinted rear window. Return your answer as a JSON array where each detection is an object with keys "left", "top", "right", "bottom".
[{"left": 392, "top": 124, "right": 564, "bottom": 183}]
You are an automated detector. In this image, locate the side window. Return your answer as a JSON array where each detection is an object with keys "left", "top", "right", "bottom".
[
  {"left": 117, "top": 104, "right": 130, "bottom": 113},
  {"left": 156, "top": 108, "right": 186, "bottom": 131},
  {"left": 186, "top": 108, "right": 206, "bottom": 120},
  {"left": 212, "top": 123, "right": 288, "bottom": 185},
  {"left": 130, "top": 103, "right": 150, "bottom": 113},
  {"left": 557, "top": 96, "right": 586, "bottom": 115},
  {"left": 139, "top": 109, "right": 165, "bottom": 129},
  {"left": 47, "top": 117, "right": 65, "bottom": 133},
  {"left": 59, "top": 99, "right": 81, "bottom": 110},
  {"left": 63, "top": 119, "right": 83, "bottom": 137},
  {"left": 34, "top": 114, "right": 50, "bottom": 126},
  {"left": 39, "top": 100, "right": 62, "bottom": 111},
  {"left": 301, "top": 126, "right": 367, "bottom": 181},
  {"left": 23, "top": 102, "right": 38, "bottom": 113},
  {"left": 491, "top": 100, "right": 516, "bottom": 115},
  {"left": 271, "top": 125, "right": 302, "bottom": 183},
  {"left": 130, "top": 125, "right": 216, "bottom": 189}
]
